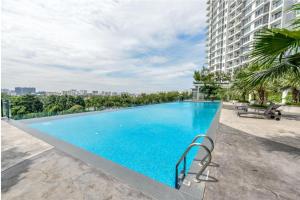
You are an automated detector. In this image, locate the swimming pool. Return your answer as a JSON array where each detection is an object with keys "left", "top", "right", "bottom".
[{"left": 29, "top": 102, "right": 220, "bottom": 188}]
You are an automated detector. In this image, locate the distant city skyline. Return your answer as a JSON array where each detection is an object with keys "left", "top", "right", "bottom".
[
  {"left": 2, "top": 87, "right": 189, "bottom": 96},
  {"left": 1, "top": 86, "right": 189, "bottom": 93},
  {"left": 2, "top": 0, "right": 207, "bottom": 92}
]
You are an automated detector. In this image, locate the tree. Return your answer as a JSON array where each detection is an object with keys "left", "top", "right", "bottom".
[
  {"left": 230, "top": 67, "right": 249, "bottom": 101},
  {"left": 68, "top": 105, "right": 84, "bottom": 112},
  {"left": 11, "top": 95, "right": 43, "bottom": 116},
  {"left": 193, "top": 67, "right": 230, "bottom": 100},
  {"left": 6, "top": 91, "right": 190, "bottom": 119},
  {"left": 280, "top": 74, "right": 300, "bottom": 103},
  {"left": 231, "top": 65, "right": 275, "bottom": 105}
]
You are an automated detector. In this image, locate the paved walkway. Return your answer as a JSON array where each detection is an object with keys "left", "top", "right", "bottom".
[
  {"left": 1, "top": 121, "right": 153, "bottom": 200},
  {"left": 204, "top": 104, "right": 300, "bottom": 200}
]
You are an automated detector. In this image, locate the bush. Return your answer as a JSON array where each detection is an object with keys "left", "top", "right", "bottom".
[
  {"left": 67, "top": 104, "right": 84, "bottom": 112},
  {"left": 286, "top": 102, "right": 300, "bottom": 106},
  {"left": 47, "top": 105, "right": 61, "bottom": 113},
  {"left": 268, "top": 93, "right": 281, "bottom": 103}
]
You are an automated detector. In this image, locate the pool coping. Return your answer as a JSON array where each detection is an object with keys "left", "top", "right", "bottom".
[{"left": 6, "top": 102, "right": 222, "bottom": 200}]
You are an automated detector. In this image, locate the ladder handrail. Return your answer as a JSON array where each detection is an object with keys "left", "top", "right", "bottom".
[
  {"left": 175, "top": 143, "right": 211, "bottom": 189},
  {"left": 191, "top": 134, "right": 214, "bottom": 152}
]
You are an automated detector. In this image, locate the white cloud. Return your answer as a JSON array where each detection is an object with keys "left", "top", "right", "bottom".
[{"left": 2, "top": 0, "right": 207, "bottom": 92}]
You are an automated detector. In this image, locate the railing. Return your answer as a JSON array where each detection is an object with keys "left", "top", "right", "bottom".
[
  {"left": 175, "top": 135, "right": 214, "bottom": 189},
  {"left": 190, "top": 135, "right": 214, "bottom": 164}
]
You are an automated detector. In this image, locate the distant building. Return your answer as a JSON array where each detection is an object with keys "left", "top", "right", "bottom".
[
  {"left": 112, "top": 92, "right": 118, "bottom": 96},
  {"left": 46, "top": 91, "right": 60, "bottom": 96},
  {"left": 15, "top": 87, "right": 36, "bottom": 95},
  {"left": 1, "top": 89, "right": 10, "bottom": 94},
  {"left": 36, "top": 91, "right": 47, "bottom": 96},
  {"left": 79, "top": 90, "right": 88, "bottom": 95},
  {"left": 62, "top": 89, "right": 77, "bottom": 96},
  {"left": 92, "top": 91, "right": 99, "bottom": 95},
  {"left": 104, "top": 91, "right": 111, "bottom": 96}
]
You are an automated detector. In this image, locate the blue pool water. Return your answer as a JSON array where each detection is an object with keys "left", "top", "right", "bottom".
[{"left": 29, "top": 102, "right": 219, "bottom": 187}]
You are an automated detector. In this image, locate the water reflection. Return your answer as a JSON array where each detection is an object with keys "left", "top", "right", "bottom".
[{"left": 192, "top": 102, "right": 219, "bottom": 132}]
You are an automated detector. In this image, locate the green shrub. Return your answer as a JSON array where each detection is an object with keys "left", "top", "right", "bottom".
[
  {"left": 286, "top": 102, "right": 300, "bottom": 107},
  {"left": 67, "top": 105, "right": 84, "bottom": 112},
  {"left": 268, "top": 93, "right": 281, "bottom": 103}
]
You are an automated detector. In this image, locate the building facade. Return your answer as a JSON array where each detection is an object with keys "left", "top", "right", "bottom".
[
  {"left": 15, "top": 87, "right": 36, "bottom": 95},
  {"left": 206, "top": 0, "right": 299, "bottom": 73}
]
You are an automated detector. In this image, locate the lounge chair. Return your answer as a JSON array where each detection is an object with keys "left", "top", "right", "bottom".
[
  {"left": 237, "top": 103, "right": 282, "bottom": 120},
  {"left": 235, "top": 104, "right": 249, "bottom": 112}
]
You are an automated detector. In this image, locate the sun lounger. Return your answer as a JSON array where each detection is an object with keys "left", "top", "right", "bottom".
[{"left": 237, "top": 103, "right": 282, "bottom": 120}]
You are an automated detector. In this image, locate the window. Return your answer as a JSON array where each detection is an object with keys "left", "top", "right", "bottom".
[
  {"left": 271, "top": 22, "right": 281, "bottom": 28},
  {"left": 272, "top": 0, "right": 282, "bottom": 9},
  {"left": 243, "top": 25, "right": 251, "bottom": 35},
  {"left": 242, "top": 35, "right": 250, "bottom": 44},
  {"left": 256, "top": 0, "right": 263, "bottom": 6},
  {"left": 255, "top": 7, "right": 263, "bottom": 17},
  {"left": 234, "top": 51, "right": 240, "bottom": 57},
  {"left": 273, "top": 11, "right": 282, "bottom": 20},
  {"left": 243, "top": 16, "right": 251, "bottom": 25},
  {"left": 263, "top": 14, "right": 269, "bottom": 23},
  {"left": 254, "top": 18, "right": 263, "bottom": 27},
  {"left": 244, "top": 5, "right": 252, "bottom": 15},
  {"left": 245, "top": 0, "right": 252, "bottom": 6},
  {"left": 242, "top": 45, "right": 250, "bottom": 53},
  {"left": 263, "top": 3, "right": 270, "bottom": 13},
  {"left": 228, "top": 36, "right": 234, "bottom": 44}
]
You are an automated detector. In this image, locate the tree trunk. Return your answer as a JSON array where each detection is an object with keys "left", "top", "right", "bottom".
[
  {"left": 292, "top": 88, "right": 300, "bottom": 103},
  {"left": 257, "top": 86, "right": 266, "bottom": 105},
  {"left": 242, "top": 92, "right": 246, "bottom": 102}
]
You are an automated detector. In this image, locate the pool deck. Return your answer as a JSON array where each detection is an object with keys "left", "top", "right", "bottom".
[
  {"left": 2, "top": 103, "right": 300, "bottom": 200},
  {"left": 204, "top": 103, "right": 300, "bottom": 200},
  {"left": 1, "top": 121, "right": 153, "bottom": 200}
]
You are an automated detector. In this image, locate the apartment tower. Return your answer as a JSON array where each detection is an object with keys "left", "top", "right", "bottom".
[{"left": 206, "top": 0, "right": 299, "bottom": 73}]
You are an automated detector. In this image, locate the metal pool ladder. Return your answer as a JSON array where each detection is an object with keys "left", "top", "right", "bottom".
[{"left": 175, "top": 135, "right": 214, "bottom": 189}]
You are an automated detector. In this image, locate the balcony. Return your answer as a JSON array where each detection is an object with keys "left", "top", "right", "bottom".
[
  {"left": 272, "top": 11, "right": 282, "bottom": 21},
  {"left": 272, "top": 0, "right": 282, "bottom": 10}
]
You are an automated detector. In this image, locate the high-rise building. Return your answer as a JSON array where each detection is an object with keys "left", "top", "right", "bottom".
[
  {"left": 62, "top": 89, "right": 78, "bottom": 96},
  {"left": 15, "top": 87, "right": 36, "bottom": 95},
  {"left": 1, "top": 89, "right": 10, "bottom": 94},
  {"left": 92, "top": 91, "right": 99, "bottom": 95},
  {"left": 206, "top": 0, "right": 299, "bottom": 73},
  {"left": 79, "top": 90, "right": 88, "bottom": 95}
]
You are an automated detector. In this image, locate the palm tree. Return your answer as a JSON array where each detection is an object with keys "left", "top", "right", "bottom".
[{"left": 247, "top": 3, "right": 300, "bottom": 86}]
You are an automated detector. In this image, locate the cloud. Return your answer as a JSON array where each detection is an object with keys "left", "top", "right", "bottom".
[{"left": 2, "top": 0, "right": 207, "bottom": 93}]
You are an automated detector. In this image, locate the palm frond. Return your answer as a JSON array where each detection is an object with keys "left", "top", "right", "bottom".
[
  {"left": 251, "top": 29, "right": 300, "bottom": 64},
  {"left": 245, "top": 55, "right": 300, "bottom": 87},
  {"left": 288, "top": 3, "right": 300, "bottom": 12},
  {"left": 291, "top": 19, "right": 300, "bottom": 29}
]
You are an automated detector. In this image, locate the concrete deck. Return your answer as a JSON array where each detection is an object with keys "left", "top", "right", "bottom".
[
  {"left": 204, "top": 104, "right": 300, "bottom": 200},
  {"left": 1, "top": 121, "right": 153, "bottom": 200},
  {"left": 1, "top": 121, "right": 52, "bottom": 171}
]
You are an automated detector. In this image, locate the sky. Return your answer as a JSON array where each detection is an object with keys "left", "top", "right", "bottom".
[{"left": 2, "top": 0, "right": 207, "bottom": 93}]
